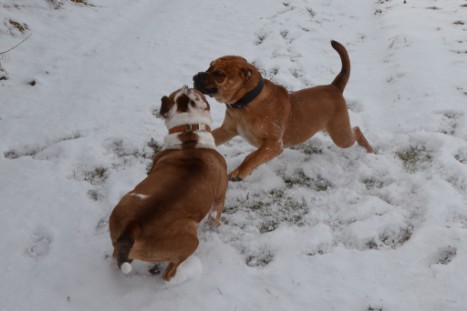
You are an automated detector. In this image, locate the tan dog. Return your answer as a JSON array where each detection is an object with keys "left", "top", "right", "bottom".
[
  {"left": 109, "top": 87, "right": 228, "bottom": 281},
  {"left": 193, "top": 40, "right": 373, "bottom": 181}
]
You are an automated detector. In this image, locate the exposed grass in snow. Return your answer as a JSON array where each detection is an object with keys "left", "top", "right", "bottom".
[{"left": 395, "top": 144, "right": 433, "bottom": 173}]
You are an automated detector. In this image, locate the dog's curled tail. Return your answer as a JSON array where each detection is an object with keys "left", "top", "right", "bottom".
[
  {"left": 117, "top": 231, "right": 134, "bottom": 274},
  {"left": 330, "top": 40, "right": 350, "bottom": 93}
]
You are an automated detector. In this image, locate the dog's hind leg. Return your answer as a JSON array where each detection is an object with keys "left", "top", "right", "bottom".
[
  {"left": 326, "top": 109, "right": 356, "bottom": 149},
  {"left": 208, "top": 192, "right": 226, "bottom": 227},
  {"left": 328, "top": 124, "right": 374, "bottom": 153},
  {"left": 162, "top": 233, "right": 199, "bottom": 282},
  {"left": 353, "top": 127, "right": 374, "bottom": 153},
  {"left": 326, "top": 105, "right": 373, "bottom": 153},
  {"left": 140, "top": 221, "right": 200, "bottom": 282},
  {"left": 328, "top": 124, "right": 373, "bottom": 153}
]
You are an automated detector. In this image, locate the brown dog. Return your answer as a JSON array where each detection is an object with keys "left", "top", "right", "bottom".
[
  {"left": 193, "top": 40, "right": 373, "bottom": 181},
  {"left": 109, "top": 87, "right": 228, "bottom": 281}
]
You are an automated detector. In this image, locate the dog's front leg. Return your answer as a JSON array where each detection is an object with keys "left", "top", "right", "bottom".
[
  {"left": 212, "top": 113, "right": 238, "bottom": 145},
  {"left": 229, "top": 140, "right": 283, "bottom": 181},
  {"left": 212, "top": 127, "right": 237, "bottom": 146}
]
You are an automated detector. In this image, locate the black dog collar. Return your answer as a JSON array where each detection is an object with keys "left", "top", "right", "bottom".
[{"left": 228, "top": 77, "right": 265, "bottom": 109}]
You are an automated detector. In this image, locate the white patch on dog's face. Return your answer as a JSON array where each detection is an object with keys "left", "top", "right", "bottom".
[
  {"left": 186, "top": 88, "right": 209, "bottom": 111},
  {"left": 160, "top": 87, "right": 217, "bottom": 150},
  {"left": 164, "top": 87, "right": 212, "bottom": 129}
]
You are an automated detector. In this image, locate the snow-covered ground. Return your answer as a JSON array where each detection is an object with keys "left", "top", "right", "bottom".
[{"left": 1, "top": 0, "right": 467, "bottom": 310}]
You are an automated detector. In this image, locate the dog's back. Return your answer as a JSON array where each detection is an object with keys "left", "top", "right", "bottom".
[
  {"left": 109, "top": 148, "right": 226, "bottom": 244},
  {"left": 109, "top": 147, "right": 227, "bottom": 279}
]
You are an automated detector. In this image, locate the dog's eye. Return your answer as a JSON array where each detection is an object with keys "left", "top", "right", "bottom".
[{"left": 212, "top": 70, "right": 225, "bottom": 78}]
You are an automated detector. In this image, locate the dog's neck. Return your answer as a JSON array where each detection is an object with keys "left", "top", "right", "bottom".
[
  {"left": 164, "top": 113, "right": 216, "bottom": 150},
  {"left": 164, "top": 131, "right": 216, "bottom": 150},
  {"left": 228, "top": 77, "right": 265, "bottom": 109},
  {"left": 168, "top": 123, "right": 211, "bottom": 134}
]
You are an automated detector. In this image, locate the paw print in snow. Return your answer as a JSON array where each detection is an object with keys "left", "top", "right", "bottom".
[{"left": 25, "top": 227, "right": 53, "bottom": 260}]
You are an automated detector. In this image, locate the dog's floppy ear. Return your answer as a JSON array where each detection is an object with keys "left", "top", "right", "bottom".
[
  {"left": 241, "top": 68, "right": 252, "bottom": 82},
  {"left": 159, "top": 96, "right": 171, "bottom": 118}
]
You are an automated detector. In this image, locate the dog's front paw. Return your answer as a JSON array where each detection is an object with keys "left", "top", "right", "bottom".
[{"left": 228, "top": 168, "right": 248, "bottom": 181}]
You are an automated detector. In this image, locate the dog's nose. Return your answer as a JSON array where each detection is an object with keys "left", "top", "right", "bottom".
[{"left": 193, "top": 72, "right": 208, "bottom": 82}]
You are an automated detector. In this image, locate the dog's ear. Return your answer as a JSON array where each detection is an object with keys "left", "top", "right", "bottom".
[
  {"left": 159, "top": 96, "right": 171, "bottom": 118},
  {"left": 241, "top": 68, "right": 252, "bottom": 82}
]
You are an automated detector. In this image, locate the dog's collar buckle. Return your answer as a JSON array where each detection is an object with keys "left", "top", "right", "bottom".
[
  {"left": 169, "top": 123, "right": 211, "bottom": 134},
  {"left": 228, "top": 77, "right": 265, "bottom": 109}
]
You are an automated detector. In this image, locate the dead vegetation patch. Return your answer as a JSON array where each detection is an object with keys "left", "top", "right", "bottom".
[
  {"left": 8, "top": 19, "right": 28, "bottom": 33},
  {"left": 47, "top": 0, "right": 63, "bottom": 9},
  {"left": 83, "top": 166, "right": 108, "bottom": 185},
  {"left": 281, "top": 169, "right": 332, "bottom": 191},
  {"left": 224, "top": 189, "right": 308, "bottom": 233},
  {"left": 245, "top": 251, "right": 274, "bottom": 267},
  {"left": 366, "top": 226, "right": 413, "bottom": 250},
  {"left": 434, "top": 246, "right": 457, "bottom": 265},
  {"left": 70, "top": 0, "right": 92, "bottom": 6},
  {"left": 47, "top": 0, "right": 93, "bottom": 9},
  {"left": 395, "top": 144, "right": 433, "bottom": 173}
]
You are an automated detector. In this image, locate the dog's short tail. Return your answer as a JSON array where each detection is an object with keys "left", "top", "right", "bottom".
[
  {"left": 330, "top": 40, "right": 350, "bottom": 93},
  {"left": 117, "top": 231, "right": 134, "bottom": 274}
]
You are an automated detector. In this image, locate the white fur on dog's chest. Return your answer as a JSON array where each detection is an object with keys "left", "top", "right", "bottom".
[{"left": 164, "top": 131, "right": 216, "bottom": 150}]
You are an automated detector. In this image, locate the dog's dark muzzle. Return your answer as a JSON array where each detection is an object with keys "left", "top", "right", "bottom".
[{"left": 193, "top": 72, "right": 218, "bottom": 95}]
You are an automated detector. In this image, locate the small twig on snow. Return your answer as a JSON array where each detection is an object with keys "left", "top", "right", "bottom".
[{"left": 0, "top": 33, "right": 32, "bottom": 55}]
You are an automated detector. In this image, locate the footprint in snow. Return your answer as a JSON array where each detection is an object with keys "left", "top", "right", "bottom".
[
  {"left": 431, "top": 246, "right": 457, "bottom": 265},
  {"left": 280, "top": 30, "right": 295, "bottom": 44},
  {"left": 254, "top": 31, "right": 268, "bottom": 46},
  {"left": 95, "top": 217, "right": 108, "bottom": 232},
  {"left": 289, "top": 67, "right": 311, "bottom": 87},
  {"left": 346, "top": 100, "right": 364, "bottom": 113},
  {"left": 435, "top": 110, "right": 463, "bottom": 136},
  {"left": 271, "top": 2, "right": 295, "bottom": 18},
  {"left": 454, "top": 148, "right": 467, "bottom": 164},
  {"left": 25, "top": 227, "right": 53, "bottom": 260}
]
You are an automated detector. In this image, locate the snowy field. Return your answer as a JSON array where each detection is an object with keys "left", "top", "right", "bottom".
[{"left": 1, "top": 0, "right": 467, "bottom": 310}]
